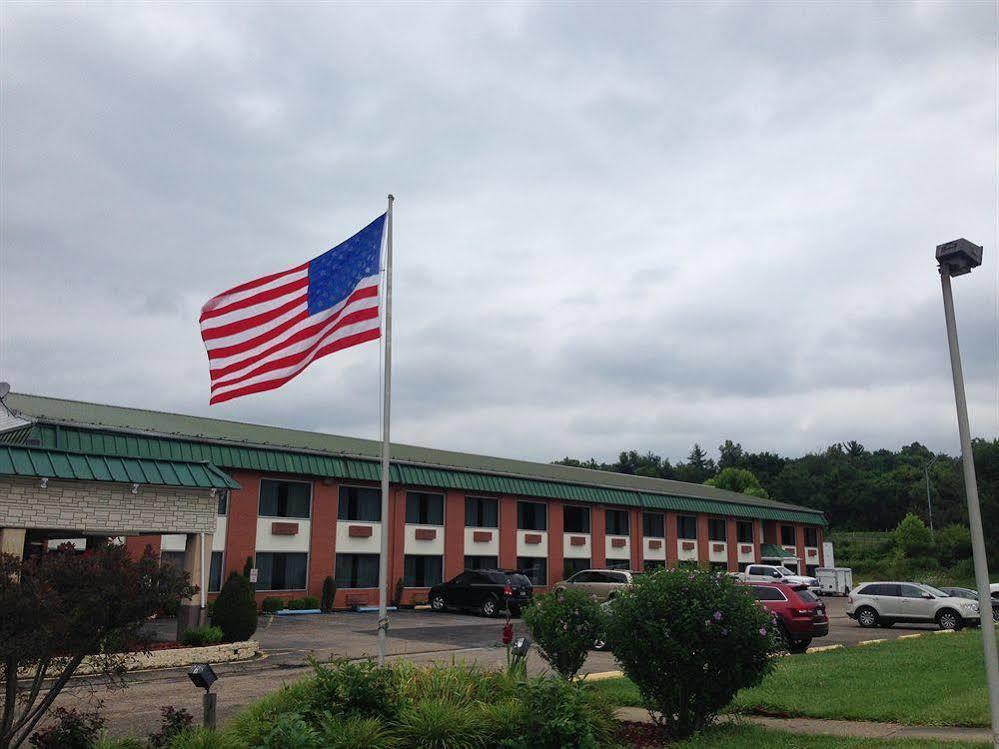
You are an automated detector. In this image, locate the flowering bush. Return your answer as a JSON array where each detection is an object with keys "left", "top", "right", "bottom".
[
  {"left": 521, "top": 587, "right": 603, "bottom": 680},
  {"left": 604, "top": 567, "right": 776, "bottom": 739}
]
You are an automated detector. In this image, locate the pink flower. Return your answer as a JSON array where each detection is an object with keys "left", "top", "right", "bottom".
[
  {"left": 502, "top": 623, "right": 513, "bottom": 645},
  {"left": 713, "top": 611, "right": 723, "bottom": 621},
  {"left": 759, "top": 627, "right": 767, "bottom": 636}
]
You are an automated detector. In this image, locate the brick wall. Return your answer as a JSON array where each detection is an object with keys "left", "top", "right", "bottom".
[{"left": 0, "top": 476, "right": 216, "bottom": 534}]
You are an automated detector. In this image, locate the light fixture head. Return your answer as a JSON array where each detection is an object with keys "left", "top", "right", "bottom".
[
  {"left": 130, "top": 483, "right": 139, "bottom": 495},
  {"left": 187, "top": 663, "right": 218, "bottom": 691},
  {"left": 936, "top": 238, "right": 983, "bottom": 277},
  {"left": 39, "top": 477, "right": 48, "bottom": 489}
]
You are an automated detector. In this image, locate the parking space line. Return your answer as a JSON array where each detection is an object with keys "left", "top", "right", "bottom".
[
  {"left": 857, "top": 638, "right": 887, "bottom": 646},
  {"left": 897, "top": 634, "right": 923, "bottom": 640},
  {"left": 805, "top": 644, "right": 843, "bottom": 653}
]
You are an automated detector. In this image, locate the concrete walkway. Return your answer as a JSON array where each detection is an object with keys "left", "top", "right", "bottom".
[{"left": 615, "top": 707, "right": 995, "bottom": 744}]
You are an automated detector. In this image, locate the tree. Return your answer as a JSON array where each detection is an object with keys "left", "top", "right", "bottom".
[
  {"left": 705, "top": 467, "right": 769, "bottom": 499},
  {"left": 0, "top": 546, "right": 194, "bottom": 749},
  {"left": 935, "top": 524, "right": 972, "bottom": 566},
  {"left": 676, "top": 444, "right": 716, "bottom": 484},
  {"left": 211, "top": 572, "right": 258, "bottom": 643},
  {"left": 895, "top": 513, "right": 934, "bottom": 558},
  {"left": 717, "top": 440, "right": 745, "bottom": 470}
]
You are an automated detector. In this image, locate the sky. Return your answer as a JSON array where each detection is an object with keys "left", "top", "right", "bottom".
[{"left": 1, "top": 1, "right": 996, "bottom": 466}]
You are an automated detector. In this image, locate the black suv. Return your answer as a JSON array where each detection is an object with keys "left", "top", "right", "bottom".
[{"left": 428, "top": 569, "right": 533, "bottom": 617}]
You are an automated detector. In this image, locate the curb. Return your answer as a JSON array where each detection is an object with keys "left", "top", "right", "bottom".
[{"left": 582, "top": 670, "right": 624, "bottom": 682}]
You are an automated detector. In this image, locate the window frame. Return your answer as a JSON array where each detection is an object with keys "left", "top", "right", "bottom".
[
  {"left": 708, "top": 518, "right": 727, "bottom": 542},
  {"left": 677, "top": 515, "right": 697, "bottom": 540},
  {"left": 463, "top": 555, "right": 499, "bottom": 571},
  {"left": 258, "top": 477, "right": 313, "bottom": 519},
  {"left": 563, "top": 557, "right": 591, "bottom": 578},
  {"left": 404, "top": 554, "right": 444, "bottom": 588},
  {"left": 516, "top": 556, "right": 547, "bottom": 586},
  {"left": 335, "top": 552, "right": 381, "bottom": 589},
  {"left": 736, "top": 521, "right": 753, "bottom": 543},
  {"left": 780, "top": 525, "right": 796, "bottom": 546},
  {"left": 804, "top": 527, "right": 819, "bottom": 547},
  {"left": 563, "top": 505, "right": 591, "bottom": 534},
  {"left": 642, "top": 512, "right": 665, "bottom": 538},
  {"left": 254, "top": 550, "right": 309, "bottom": 592},
  {"left": 517, "top": 501, "right": 548, "bottom": 531},
  {"left": 208, "top": 550, "right": 224, "bottom": 593},
  {"left": 338, "top": 484, "right": 383, "bottom": 522},
  {"left": 605, "top": 509, "right": 630, "bottom": 536},
  {"left": 464, "top": 496, "right": 499, "bottom": 528},
  {"left": 405, "top": 492, "right": 444, "bottom": 526}
]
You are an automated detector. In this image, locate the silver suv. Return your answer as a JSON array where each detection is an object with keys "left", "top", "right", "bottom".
[
  {"left": 554, "top": 569, "right": 642, "bottom": 602},
  {"left": 846, "top": 582, "right": 980, "bottom": 630}
]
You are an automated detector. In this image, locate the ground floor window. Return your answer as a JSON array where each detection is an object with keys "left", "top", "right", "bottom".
[
  {"left": 709, "top": 561, "right": 728, "bottom": 573},
  {"left": 517, "top": 557, "right": 547, "bottom": 586},
  {"left": 643, "top": 559, "right": 666, "bottom": 572},
  {"left": 404, "top": 555, "right": 443, "bottom": 587},
  {"left": 335, "top": 553, "right": 379, "bottom": 589},
  {"left": 256, "top": 552, "right": 307, "bottom": 591},
  {"left": 208, "top": 551, "right": 223, "bottom": 592},
  {"left": 161, "top": 550, "right": 185, "bottom": 569},
  {"left": 464, "top": 555, "right": 498, "bottom": 571},
  {"left": 782, "top": 561, "right": 800, "bottom": 574},
  {"left": 563, "top": 558, "right": 590, "bottom": 578},
  {"left": 806, "top": 565, "right": 819, "bottom": 577},
  {"left": 606, "top": 558, "right": 630, "bottom": 570},
  {"left": 738, "top": 562, "right": 752, "bottom": 572}
]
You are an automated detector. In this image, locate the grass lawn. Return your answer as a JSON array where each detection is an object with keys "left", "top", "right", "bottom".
[
  {"left": 667, "top": 723, "right": 990, "bottom": 748},
  {"left": 590, "top": 630, "right": 997, "bottom": 727}
]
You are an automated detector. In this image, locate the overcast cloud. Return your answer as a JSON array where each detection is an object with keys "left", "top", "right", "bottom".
[{"left": 1, "top": 1, "right": 996, "bottom": 465}]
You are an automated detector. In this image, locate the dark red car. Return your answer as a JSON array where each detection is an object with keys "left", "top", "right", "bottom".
[{"left": 748, "top": 582, "right": 829, "bottom": 653}]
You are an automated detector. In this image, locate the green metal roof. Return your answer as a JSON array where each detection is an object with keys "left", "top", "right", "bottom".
[
  {"left": 760, "top": 543, "right": 797, "bottom": 559},
  {"left": 3, "top": 393, "right": 824, "bottom": 525},
  {"left": 0, "top": 444, "right": 240, "bottom": 490}
]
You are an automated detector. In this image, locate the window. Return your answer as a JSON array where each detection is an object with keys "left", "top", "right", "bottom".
[
  {"left": 256, "top": 552, "right": 307, "bottom": 590},
  {"left": 464, "top": 555, "right": 498, "bottom": 571},
  {"left": 751, "top": 586, "right": 787, "bottom": 601},
  {"left": 161, "top": 551, "right": 185, "bottom": 569},
  {"left": 338, "top": 486, "right": 382, "bottom": 522},
  {"left": 805, "top": 564, "right": 819, "bottom": 577},
  {"left": 465, "top": 497, "right": 498, "bottom": 528},
  {"left": 335, "top": 553, "right": 380, "bottom": 588},
  {"left": 563, "top": 558, "right": 590, "bottom": 577},
  {"left": 899, "top": 584, "right": 926, "bottom": 599},
  {"left": 259, "top": 480, "right": 311, "bottom": 518},
  {"left": 858, "top": 583, "right": 897, "bottom": 597},
  {"left": 678, "top": 516, "right": 697, "bottom": 539},
  {"left": 797, "top": 590, "right": 820, "bottom": 603},
  {"left": 737, "top": 562, "right": 752, "bottom": 572},
  {"left": 217, "top": 492, "right": 228, "bottom": 516},
  {"left": 404, "top": 555, "right": 443, "bottom": 587},
  {"left": 517, "top": 501, "right": 547, "bottom": 531},
  {"left": 804, "top": 527, "right": 818, "bottom": 547},
  {"left": 780, "top": 525, "right": 796, "bottom": 546},
  {"left": 517, "top": 557, "right": 547, "bottom": 586},
  {"left": 737, "top": 522, "right": 753, "bottom": 543},
  {"left": 643, "top": 513, "right": 665, "bottom": 538},
  {"left": 644, "top": 559, "right": 666, "bottom": 572},
  {"left": 208, "top": 551, "right": 223, "bottom": 593},
  {"left": 606, "top": 558, "right": 630, "bottom": 570},
  {"left": 563, "top": 506, "right": 591, "bottom": 533},
  {"left": 606, "top": 509, "right": 629, "bottom": 536},
  {"left": 406, "top": 492, "right": 444, "bottom": 525},
  {"left": 708, "top": 519, "right": 727, "bottom": 542}
]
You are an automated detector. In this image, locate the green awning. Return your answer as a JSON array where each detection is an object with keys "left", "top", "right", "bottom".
[
  {"left": 0, "top": 445, "right": 239, "bottom": 490},
  {"left": 760, "top": 543, "right": 797, "bottom": 559}
]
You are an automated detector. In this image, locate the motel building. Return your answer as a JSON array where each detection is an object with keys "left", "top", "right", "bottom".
[{"left": 0, "top": 393, "right": 826, "bottom": 613}]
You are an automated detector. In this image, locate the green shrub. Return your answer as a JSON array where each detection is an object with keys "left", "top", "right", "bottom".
[
  {"left": 895, "top": 513, "right": 935, "bottom": 558},
  {"left": 522, "top": 587, "right": 603, "bottom": 679},
  {"left": 316, "top": 713, "right": 398, "bottom": 749},
  {"left": 308, "top": 659, "right": 406, "bottom": 722},
  {"left": 394, "top": 700, "right": 487, "bottom": 749},
  {"left": 321, "top": 577, "right": 337, "bottom": 613},
  {"left": 301, "top": 597, "right": 320, "bottom": 609},
  {"left": 261, "top": 597, "right": 284, "bottom": 613},
  {"left": 936, "top": 524, "right": 973, "bottom": 566},
  {"left": 476, "top": 698, "right": 526, "bottom": 740},
  {"left": 514, "top": 677, "right": 615, "bottom": 749},
  {"left": 225, "top": 679, "right": 316, "bottom": 747},
  {"left": 167, "top": 727, "right": 241, "bottom": 749},
  {"left": 180, "top": 626, "right": 224, "bottom": 647},
  {"left": 93, "top": 736, "right": 146, "bottom": 749},
  {"left": 604, "top": 568, "right": 775, "bottom": 739},
  {"left": 212, "top": 572, "right": 258, "bottom": 642},
  {"left": 399, "top": 661, "right": 514, "bottom": 705},
  {"left": 258, "top": 713, "right": 319, "bottom": 749},
  {"left": 149, "top": 705, "right": 194, "bottom": 747},
  {"left": 286, "top": 599, "right": 306, "bottom": 611}
]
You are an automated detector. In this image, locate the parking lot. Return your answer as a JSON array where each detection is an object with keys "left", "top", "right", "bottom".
[{"left": 59, "top": 595, "right": 946, "bottom": 737}]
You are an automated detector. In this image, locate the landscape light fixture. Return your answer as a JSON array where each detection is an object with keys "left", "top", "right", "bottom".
[
  {"left": 188, "top": 663, "right": 219, "bottom": 729},
  {"left": 511, "top": 636, "right": 532, "bottom": 657},
  {"left": 935, "top": 237, "right": 998, "bottom": 744}
]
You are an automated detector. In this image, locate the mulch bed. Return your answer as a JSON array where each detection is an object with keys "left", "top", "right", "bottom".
[{"left": 617, "top": 720, "right": 668, "bottom": 747}]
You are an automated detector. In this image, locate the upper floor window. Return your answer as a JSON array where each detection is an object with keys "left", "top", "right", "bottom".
[
  {"left": 606, "top": 509, "right": 629, "bottom": 536},
  {"left": 780, "top": 525, "right": 796, "bottom": 546},
  {"left": 217, "top": 492, "right": 228, "bottom": 516},
  {"left": 643, "top": 513, "right": 665, "bottom": 538},
  {"left": 737, "top": 521, "right": 753, "bottom": 543},
  {"left": 465, "top": 497, "right": 498, "bottom": 528},
  {"left": 678, "top": 515, "right": 697, "bottom": 540},
  {"left": 406, "top": 492, "right": 444, "bottom": 525},
  {"left": 708, "top": 519, "right": 727, "bottom": 542},
  {"left": 338, "top": 486, "right": 381, "bottom": 522},
  {"left": 804, "top": 527, "right": 818, "bottom": 547},
  {"left": 259, "top": 479, "right": 311, "bottom": 519},
  {"left": 517, "top": 501, "right": 547, "bottom": 531},
  {"left": 563, "top": 506, "right": 591, "bottom": 534}
]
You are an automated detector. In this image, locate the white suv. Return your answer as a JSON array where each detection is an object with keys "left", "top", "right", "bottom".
[
  {"left": 846, "top": 582, "right": 980, "bottom": 630},
  {"left": 739, "top": 564, "right": 819, "bottom": 590}
]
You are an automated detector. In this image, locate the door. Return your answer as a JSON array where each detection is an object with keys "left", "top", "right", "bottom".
[
  {"left": 446, "top": 572, "right": 476, "bottom": 607},
  {"left": 876, "top": 584, "right": 904, "bottom": 617},
  {"left": 898, "top": 584, "right": 933, "bottom": 620}
]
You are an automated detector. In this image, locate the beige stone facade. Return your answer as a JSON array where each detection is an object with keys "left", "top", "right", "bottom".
[{"left": 0, "top": 476, "right": 216, "bottom": 535}]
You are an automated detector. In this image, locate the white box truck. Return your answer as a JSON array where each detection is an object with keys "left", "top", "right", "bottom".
[{"left": 816, "top": 567, "right": 853, "bottom": 596}]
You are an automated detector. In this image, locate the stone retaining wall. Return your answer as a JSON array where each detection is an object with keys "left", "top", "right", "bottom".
[{"left": 73, "top": 640, "right": 259, "bottom": 676}]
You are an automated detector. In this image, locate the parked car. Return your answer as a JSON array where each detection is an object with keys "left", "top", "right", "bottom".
[
  {"left": 940, "top": 587, "right": 999, "bottom": 624},
  {"left": 747, "top": 582, "right": 828, "bottom": 653},
  {"left": 846, "top": 582, "right": 980, "bottom": 630},
  {"left": 553, "top": 569, "right": 642, "bottom": 602},
  {"left": 738, "top": 564, "right": 819, "bottom": 590},
  {"left": 428, "top": 569, "right": 533, "bottom": 617}
]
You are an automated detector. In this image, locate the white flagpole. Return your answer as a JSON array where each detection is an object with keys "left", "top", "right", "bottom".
[{"left": 377, "top": 194, "right": 394, "bottom": 665}]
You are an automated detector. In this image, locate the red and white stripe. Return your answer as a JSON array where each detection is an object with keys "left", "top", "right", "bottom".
[{"left": 200, "top": 263, "right": 381, "bottom": 405}]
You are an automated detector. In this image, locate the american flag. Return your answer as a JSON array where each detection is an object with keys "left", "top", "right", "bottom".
[{"left": 200, "top": 214, "right": 386, "bottom": 405}]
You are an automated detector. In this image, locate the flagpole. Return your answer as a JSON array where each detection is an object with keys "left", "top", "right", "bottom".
[{"left": 377, "top": 194, "right": 394, "bottom": 665}]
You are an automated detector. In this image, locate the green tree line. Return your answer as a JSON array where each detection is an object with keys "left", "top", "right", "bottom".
[{"left": 554, "top": 438, "right": 999, "bottom": 559}]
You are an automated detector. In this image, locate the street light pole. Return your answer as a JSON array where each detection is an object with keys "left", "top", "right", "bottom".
[
  {"left": 923, "top": 454, "right": 939, "bottom": 534},
  {"left": 935, "top": 238, "right": 998, "bottom": 746}
]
